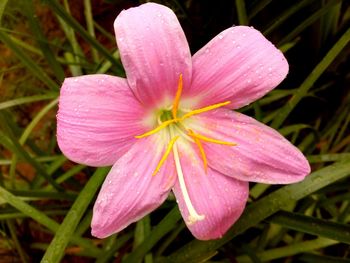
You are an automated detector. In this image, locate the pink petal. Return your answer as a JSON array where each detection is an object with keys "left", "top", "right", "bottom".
[
  {"left": 114, "top": 3, "right": 192, "bottom": 107},
  {"left": 91, "top": 136, "right": 176, "bottom": 238},
  {"left": 172, "top": 145, "right": 249, "bottom": 240},
  {"left": 189, "top": 26, "right": 288, "bottom": 109},
  {"left": 57, "top": 74, "right": 147, "bottom": 167},
  {"left": 190, "top": 109, "right": 310, "bottom": 184}
]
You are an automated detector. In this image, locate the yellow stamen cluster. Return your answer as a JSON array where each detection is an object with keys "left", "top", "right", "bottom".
[{"left": 135, "top": 74, "right": 236, "bottom": 175}]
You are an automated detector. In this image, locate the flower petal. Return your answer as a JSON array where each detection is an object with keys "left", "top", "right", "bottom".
[
  {"left": 114, "top": 3, "right": 192, "bottom": 107},
  {"left": 172, "top": 144, "right": 249, "bottom": 240},
  {"left": 189, "top": 26, "right": 288, "bottom": 109},
  {"left": 91, "top": 136, "right": 176, "bottom": 238},
  {"left": 57, "top": 74, "right": 147, "bottom": 167},
  {"left": 189, "top": 109, "right": 310, "bottom": 184}
]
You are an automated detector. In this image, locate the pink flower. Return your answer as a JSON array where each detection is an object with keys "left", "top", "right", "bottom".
[{"left": 57, "top": 3, "right": 310, "bottom": 240}]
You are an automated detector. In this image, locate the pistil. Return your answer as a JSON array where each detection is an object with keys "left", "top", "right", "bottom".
[{"left": 172, "top": 135, "right": 205, "bottom": 225}]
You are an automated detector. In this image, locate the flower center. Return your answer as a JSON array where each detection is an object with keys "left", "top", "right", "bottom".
[{"left": 135, "top": 74, "right": 236, "bottom": 225}]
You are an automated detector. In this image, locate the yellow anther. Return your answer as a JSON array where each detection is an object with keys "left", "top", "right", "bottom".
[
  {"left": 181, "top": 101, "right": 231, "bottom": 120},
  {"left": 188, "top": 129, "right": 237, "bottom": 146},
  {"left": 188, "top": 129, "right": 208, "bottom": 173},
  {"left": 135, "top": 119, "right": 178, "bottom": 139},
  {"left": 172, "top": 74, "right": 183, "bottom": 119},
  {"left": 153, "top": 136, "right": 180, "bottom": 176}
]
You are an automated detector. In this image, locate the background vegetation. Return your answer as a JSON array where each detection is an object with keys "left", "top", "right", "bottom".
[{"left": 0, "top": 0, "right": 350, "bottom": 262}]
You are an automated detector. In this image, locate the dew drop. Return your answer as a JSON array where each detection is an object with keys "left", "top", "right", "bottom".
[{"left": 218, "top": 34, "right": 224, "bottom": 39}]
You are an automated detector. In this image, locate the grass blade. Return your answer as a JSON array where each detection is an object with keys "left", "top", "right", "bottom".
[
  {"left": 0, "top": 94, "right": 57, "bottom": 110},
  {"left": 271, "top": 25, "right": 350, "bottom": 129},
  {"left": 0, "top": 0, "right": 9, "bottom": 24},
  {"left": 0, "top": 185, "right": 102, "bottom": 256},
  {"left": 21, "top": 0, "right": 65, "bottom": 82},
  {"left": 267, "top": 211, "right": 350, "bottom": 244},
  {"left": 41, "top": 167, "right": 109, "bottom": 263},
  {"left": 43, "top": 0, "right": 123, "bottom": 73},
  {"left": 237, "top": 237, "right": 338, "bottom": 262},
  {"left": 124, "top": 207, "right": 182, "bottom": 263},
  {"left": 0, "top": 111, "right": 62, "bottom": 191},
  {"left": 235, "top": 0, "right": 248, "bottom": 25},
  {"left": 0, "top": 30, "right": 59, "bottom": 90}
]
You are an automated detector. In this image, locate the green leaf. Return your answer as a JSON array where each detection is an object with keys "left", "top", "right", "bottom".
[
  {"left": 43, "top": 0, "right": 123, "bottom": 73},
  {"left": 267, "top": 210, "right": 350, "bottom": 244},
  {"left": 0, "top": 30, "right": 59, "bottom": 90},
  {"left": 83, "top": 0, "right": 99, "bottom": 62},
  {"left": 41, "top": 167, "right": 109, "bottom": 263},
  {"left": 0, "top": 94, "right": 57, "bottom": 110},
  {"left": 277, "top": 0, "right": 342, "bottom": 46},
  {"left": 263, "top": 0, "right": 315, "bottom": 35},
  {"left": 2, "top": 97, "right": 59, "bottom": 188},
  {"left": 271, "top": 25, "right": 350, "bottom": 129},
  {"left": 237, "top": 237, "right": 338, "bottom": 262},
  {"left": 308, "top": 153, "right": 350, "bottom": 163},
  {"left": 0, "top": 0, "right": 9, "bottom": 25},
  {"left": 300, "top": 253, "right": 350, "bottom": 263},
  {"left": 21, "top": 0, "right": 65, "bottom": 82},
  {"left": 7, "top": 219, "right": 29, "bottom": 263},
  {"left": 0, "top": 185, "right": 102, "bottom": 256},
  {"left": 249, "top": 0, "right": 273, "bottom": 19},
  {"left": 124, "top": 207, "right": 182, "bottom": 263},
  {"left": 235, "top": 0, "right": 248, "bottom": 25},
  {"left": 0, "top": 113, "right": 62, "bottom": 191}
]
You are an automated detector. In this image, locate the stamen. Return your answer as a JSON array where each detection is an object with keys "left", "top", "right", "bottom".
[
  {"left": 188, "top": 130, "right": 237, "bottom": 146},
  {"left": 135, "top": 119, "right": 178, "bottom": 138},
  {"left": 188, "top": 129, "right": 207, "bottom": 173},
  {"left": 181, "top": 101, "right": 231, "bottom": 120},
  {"left": 173, "top": 141, "right": 205, "bottom": 225},
  {"left": 172, "top": 74, "right": 183, "bottom": 119},
  {"left": 153, "top": 136, "right": 179, "bottom": 176}
]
